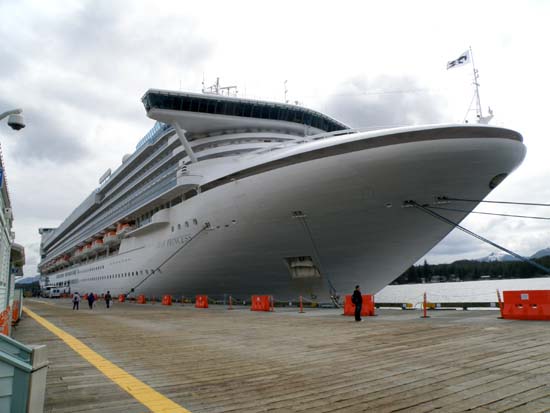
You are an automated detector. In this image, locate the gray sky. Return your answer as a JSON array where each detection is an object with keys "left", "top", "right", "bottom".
[{"left": 1, "top": 0, "right": 549, "bottom": 276}]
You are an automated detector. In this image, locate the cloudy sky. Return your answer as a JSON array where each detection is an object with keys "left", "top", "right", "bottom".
[{"left": 1, "top": 0, "right": 549, "bottom": 276}]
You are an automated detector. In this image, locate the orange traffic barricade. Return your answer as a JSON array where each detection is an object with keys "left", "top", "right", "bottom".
[
  {"left": 162, "top": 295, "right": 172, "bottom": 306},
  {"left": 195, "top": 295, "right": 208, "bottom": 308},
  {"left": 118, "top": 294, "right": 126, "bottom": 303},
  {"left": 343, "top": 294, "right": 375, "bottom": 317},
  {"left": 0, "top": 306, "right": 10, "bottom": 335},
  {"left": 137, "top": 294, "right": 147, "bottom": 304},
  {"left": 502, "top": 290, "right": 550, "bottom": 320},
  {"left": 251, "top": 295, "right": 273, "bottom": 312},
  {"left": 12, "top": 300, "right": 20, "bottom": 323}
]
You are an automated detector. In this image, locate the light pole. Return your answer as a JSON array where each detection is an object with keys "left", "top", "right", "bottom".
[{"left": 0, "top": 108, "right": 25, "bottom": 130}]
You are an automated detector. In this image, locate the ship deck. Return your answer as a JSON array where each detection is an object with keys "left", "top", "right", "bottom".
[{"left": 14, "top": 299, "right": 550, "bottom": 413}]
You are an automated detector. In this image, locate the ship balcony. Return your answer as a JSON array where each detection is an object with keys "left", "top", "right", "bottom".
[{"left": 176, "top": 168, "right": 203, "bottom": 188}]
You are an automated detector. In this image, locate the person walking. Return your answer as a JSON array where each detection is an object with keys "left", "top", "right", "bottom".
[
  {"left": 72, "top": 292, "right": 81, "bottom": 310},
  {"left": 87, "top": 292, "right": 95, "bottom": 310},
  {"left": 352, "top": 285, "right": 363, "bottom": 322},
  {"left": 105, "top": 291, "right": 112, "bottom": 309}
]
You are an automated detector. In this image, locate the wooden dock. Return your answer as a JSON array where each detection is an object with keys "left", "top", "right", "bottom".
[{"left": 13, "top": 299, "right": 550, "bottom": 412}]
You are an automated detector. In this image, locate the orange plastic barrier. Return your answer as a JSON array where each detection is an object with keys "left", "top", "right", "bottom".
[
  {"left": 83, "top": 294, "right": 88, "bottom": 300},
  {"left": 502, "top": 290, "right": 550, "bottom": 320},
  {"left": 343, "top": 294, "right": 375, "bottom": 316},
  {"left": 162, "top": 295, "right": 172, "bottom": 306},
  {"left": 251, "top": 295, "right": 273, "bottom": 312},
  {"left": 0, "top": 306, "right": 10, "bottom": 335},
  {"left": 118, "top": 294, "right": 126, "bottom": 303},
  {"left": 195, "top": 295, "right": 208, "bottom": 308},
  {"left": 137, "top": 294, "right": 147, "bottom": 304},
  {"left": 12, "top": 300, "right": 20, "bottom": 323}
]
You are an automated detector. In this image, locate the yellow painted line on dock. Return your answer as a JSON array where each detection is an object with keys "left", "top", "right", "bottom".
[{"left": 23, "top": 307, "right": 191, "bottom": 413}]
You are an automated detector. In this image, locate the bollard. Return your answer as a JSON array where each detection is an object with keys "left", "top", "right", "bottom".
[
  {"left": 118, "top": 294, "right": 125, "bottom": 303},
  {"left": 421, "top": 292, "right": 430, "bottom": 318},
  {"left": 299, "top": 296, "right": 304, "bottom": 313}
]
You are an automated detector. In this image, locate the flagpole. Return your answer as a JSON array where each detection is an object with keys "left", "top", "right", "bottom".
[{"left": 469, "top": 46, "right": 483, "bottom": 120}]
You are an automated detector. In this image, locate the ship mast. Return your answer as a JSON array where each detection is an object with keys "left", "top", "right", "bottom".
[{"left": 465, "top": 46, "right": 493, "bottom": 124}]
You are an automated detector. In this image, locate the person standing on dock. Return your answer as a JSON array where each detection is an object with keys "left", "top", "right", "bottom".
[
  {"left": 72, "top": 292, "right": 81, "bottom": 310},
  {"left": 105, "top": 291, "right": 112, "bottom": 309},
  {"left": 352, "top": 285, "right": 363, "bottom": 322},
  {"left": 87, "top": 292, "right": 95, "bottom": 310}
]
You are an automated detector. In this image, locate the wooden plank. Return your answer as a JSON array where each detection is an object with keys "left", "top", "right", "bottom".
[{"left": 13, "top": 299, "right": 550, "bottom": 413}]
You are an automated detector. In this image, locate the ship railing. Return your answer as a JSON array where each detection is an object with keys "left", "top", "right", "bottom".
[{"left": 136, "top": 122, "right": 172, "bottom": 151}]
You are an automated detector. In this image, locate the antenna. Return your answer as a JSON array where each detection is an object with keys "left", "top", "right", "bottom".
[
  {"left": 284, "top": 80, "right": 288, "bottom": 103},
  {"left": 202, "top": 77, "right": 238, "bottom": 96}
]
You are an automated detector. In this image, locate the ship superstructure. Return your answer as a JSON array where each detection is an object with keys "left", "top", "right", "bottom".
[{"left": 38, "top": 89, "right": 526, "bottom": 302}]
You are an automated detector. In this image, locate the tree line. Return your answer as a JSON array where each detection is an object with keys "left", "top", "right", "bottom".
[{"left": 392, "top": 256, "right": 550, "bottom": 284}]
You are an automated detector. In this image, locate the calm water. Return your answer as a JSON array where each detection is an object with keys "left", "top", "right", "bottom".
[{"left": 375, "top": 278, "right": 550, "bottom": 305}]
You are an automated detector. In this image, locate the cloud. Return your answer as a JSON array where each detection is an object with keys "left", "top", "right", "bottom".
[
  {"left": 322, "top": 75, "right": 447, "bottom": 129},
  {"left": 3, "top": 105, "right": 90, "bottom": 163}
]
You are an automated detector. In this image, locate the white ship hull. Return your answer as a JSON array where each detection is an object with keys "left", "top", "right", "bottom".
[{"left": 48, "top": 125, "right": 525, "bottom": 302}]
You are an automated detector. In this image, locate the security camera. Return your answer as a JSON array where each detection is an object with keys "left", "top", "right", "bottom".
[{"left": 7, "top": 113, "right": 25, "bottom": 130}]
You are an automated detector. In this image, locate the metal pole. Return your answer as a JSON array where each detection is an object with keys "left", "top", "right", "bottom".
[
  {"left": 173, "top": 122, "right": 198, "bottom": 163},
  {"left": 421, "top": 292, "right": 430, "bottom": 318},
  {"left": 469, "top": 46, "right": 483, "bottom": 119}
]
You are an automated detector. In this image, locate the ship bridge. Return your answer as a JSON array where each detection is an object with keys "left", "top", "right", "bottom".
[{"left": 141, "top": 89, "right": 349, "bottom": 136}]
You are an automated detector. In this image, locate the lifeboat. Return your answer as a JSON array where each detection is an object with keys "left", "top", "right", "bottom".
[
  {"left": 116, "top": 223, "right": 132, "bottom": 238},
  {"left": 82, "top": 243, "right": 93, "bottom": 256},
  {"left": 91, "top": 238, "right": 104, "bottom": 251},
  {"left": 58, "top": 255, "right": 69, "bottom": 266},
  {"left": 72, "top": 247, "right": 83, "bottom": 261},
  {"left": 103, "top": 231, "right": 118, "bottom": 244}
]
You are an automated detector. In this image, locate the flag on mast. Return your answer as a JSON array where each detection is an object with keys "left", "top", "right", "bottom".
[{"left": 447, "top": 50, "right": 470, "bottom": 70}]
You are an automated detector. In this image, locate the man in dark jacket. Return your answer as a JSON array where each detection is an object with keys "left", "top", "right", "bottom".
[
  {"left": 352, "top": 285, "right": 363, "bottom": 322},
  {"left": 105, "top": 291, "right": 112, "bottom": 309}
]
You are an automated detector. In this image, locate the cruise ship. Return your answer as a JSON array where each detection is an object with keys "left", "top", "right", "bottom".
[{"left": 38, "top": 88, "right": 526, "bottom": 302}]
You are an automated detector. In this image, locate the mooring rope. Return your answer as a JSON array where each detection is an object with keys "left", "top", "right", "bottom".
[
  {"left": 439, "top": 196, "right": 550, "bottom": 208},
  {"left": 428, "top": 205, "right": 550, "bottom": 221},
  {"left": 408, "top": 201, "right": 550, "bottom": 275},
  {"left": 126, "top": 222, "right": 210, "bottom": 296},
  {"left": 293, "top": 213, "right": 339, "bottom": 306}
]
